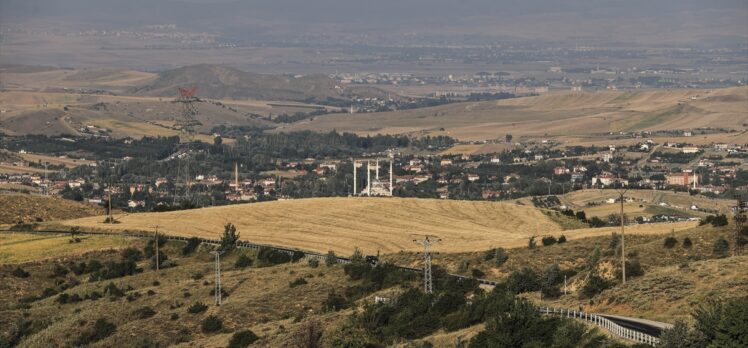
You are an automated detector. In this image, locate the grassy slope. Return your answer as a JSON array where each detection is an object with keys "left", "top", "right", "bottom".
[
  {"left": 281, "top": 87, "right": 748, "bottom": 140},
  {"left": 1, "top": 238, "right": 355, "bottom": 348},
  {"left": 0, "top": 233, "right": 133, "bottom": 264},
  {"left": 0, "top": 194, "right": 103, "bottom": 225}
]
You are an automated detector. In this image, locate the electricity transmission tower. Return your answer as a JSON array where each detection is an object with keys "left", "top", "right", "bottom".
[
  {"left": 413, "top": 235, "right": 441, "bottom": 294},
  {"left": 211, "top": 250, "right": 224, "bottom": 306},
  {"left": 614, "top": 182, "right": 629, "bottom": 284},
  {"left": 172, "top": 87, "right": 203, "bottom": 206}
]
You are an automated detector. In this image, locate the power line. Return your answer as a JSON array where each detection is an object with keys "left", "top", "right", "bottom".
[{"left": 413, "top": 235, "right": 441, "bottom": 294}]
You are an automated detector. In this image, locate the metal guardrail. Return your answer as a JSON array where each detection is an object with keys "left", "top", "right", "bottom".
[{"left": 539, "top": 306, "right": 660, "bottom": 346}]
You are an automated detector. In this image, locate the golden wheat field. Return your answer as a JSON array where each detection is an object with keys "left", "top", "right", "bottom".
[{"left": 63, "top": 197, "right": 697, "bottom": 255}]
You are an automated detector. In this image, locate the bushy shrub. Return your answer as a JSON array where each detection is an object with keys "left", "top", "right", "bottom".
[
  {"left": 201, "top": 315, "right": 223, "bottom": 333},
  {"left": 234, "top": 254, "right": 253, "bottom": 268},
  {"left": 133, "top": 306, "right": 156, "bottom": 319},
  {"left": 557, "top": 235, "right": 567, "bottom": 244},
  {"left": 187, "top": 302, "right": 208, "bottom": 314},
  {"left": 228, "top": 330, "right": 259, "bottom": 348},
  {"left": 289, "top": 277, "right": 308, "bottom": 288},
  {"left": 307, "top": 258, "right": 320, "bottom": 268},
  {"left": 323, "top": 290, "right": 348, "bottom": 312},
  {"left": 506, "top": 267, "right": 541, "bottom": 294},
  {"left": 471, "top": 269, "right": 485, "bottom": 278},
  {"left": 541, "top": 236, "right": 557, "bottom": 246},
  {"left": 713, "top": 237, "right": 730, "bottom": 258},
  {"left": 541, "top": 285, "right": 561, "bottom": 299},
  {"left": 325, "top": 250, "right": 337, "bottom": 266},
  {"left": 292, "top": 250, "right": 305, "bottom": 263},
  {"left": 182, "top": 237, "right": 201, "bottom": 255},
  {"left": 493, "top": 248, "right": 509, "bottom": 267},
  {"left": 702, "top": 214, "right": 729, "bottom": 227},
  {"left": 579, "top": 274, "right": 609, "bottom": 299},
  {"left": 103, "top": 282, "right": 125, "bottom": 298},
  {"left": 121, "top": 248, "right": 143, "bottom": 262},
  {"left": 74, "top": 318, "right": 116, "bottom": 346},
  {"left": 575, "top": 211, "right": 587, "bottom": 221},
  {"left": 257, "top": 247, "right": 292, "bottom": 265},
  {"left": 11, "top": 267, "right": 29, "bottom": 278},
  {"left": 588, "top": 216, "right": 606, "bottom": 227},
  {"left": 664, "top": 236, "right": 678, "bottom": 249},
  {"left": 683, "top": 237, "right": 693, "bottom": 248}
]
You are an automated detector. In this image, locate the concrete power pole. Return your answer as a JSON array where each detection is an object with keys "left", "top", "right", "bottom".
[
  {"left": 616, "top": 184, "right": 629, "bottom": 284},
  {"left": 154, "top": 225, "right": 160, "bottom": 272},
  {"left": 389, "top": 158, "right": 393, "bottom": 196},
  {"left": 413, "top": 235, "right": 441, "bottom": 294},
  {"left": 353, "top": 159, "right": 357, "bottom": 196},
  {"left": 211, "top": 250, "right": 224, "bottom": 305}
]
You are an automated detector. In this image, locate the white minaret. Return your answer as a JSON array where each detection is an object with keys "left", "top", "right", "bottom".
[
  {"left": 389, "top": 158, "right": 393, "bottom": 196},
  {"left": 367, "top": 161, "right": 371, "bottom": 196},
  {"left": 376, "top": 159, "right": 379, "bottom": 180},
  {"left": 353, "top": 159, "right": 357, "bottom": 196}
]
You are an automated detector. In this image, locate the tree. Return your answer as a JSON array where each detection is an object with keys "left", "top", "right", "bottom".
[
  {"left": 220, "top": 223, "right": 240, "bottom": 252},
  {"left": 711, "top": 297, "right": 748, "bottom": 347},
  {"left": 659, "top": 320, "right": 705, "bottom": 348},
  {"left": 228, "top": 330, "right": 259, "bottom": 348},
  {"left": 325, "top": 250, "right": 337, "bottom": 266},
  {"left": 664, "top": 236, "right": 678, "bottom": 249},
  {"left": 713, "top": 237, "right": 730, "bottom": 258},
  {"left": 201, "top": 315, "right": 223, "bottom": 333}
]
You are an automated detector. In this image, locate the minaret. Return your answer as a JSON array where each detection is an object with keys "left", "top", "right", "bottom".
[
  {"left": 367, "top": 161, "right": 371, "bottom": 196},
  {"left": 353, "top": 159, "right": 357, "bottom": 196},
  {"left": 389, "top": 158, "right": 393, "bottom": 196},
  {"left": 234, "top": 162, "right": 239, "bottom": 192},
  {"left": 376, "top": 159, "right": 379, "bottom": 180}
]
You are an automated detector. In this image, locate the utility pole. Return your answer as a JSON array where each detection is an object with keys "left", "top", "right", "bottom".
[
  {"left": 353, "top": 159, "right": 357, "bottom": 196},
  {"left": 211, "top": 250, "right": 224, "bottom": 305},
  {"left": 153, "top": 225, "right": 160, "bottom": 271},
  {"left": 615, "top": 182, "right": 629, "bottom": 284},
  {"left": 735, "top": 194, "right": 746, "bottom": 256},
  {"left": 413, "top": 235, "right": 441, "bottom": 294}
]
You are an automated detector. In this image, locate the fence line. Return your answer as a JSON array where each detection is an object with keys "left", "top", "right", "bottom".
[{"left": 539, "top": 306, "right": 660, "bottom": 346}]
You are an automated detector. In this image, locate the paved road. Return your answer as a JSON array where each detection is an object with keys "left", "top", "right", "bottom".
[{"left": 601, "top": 314, "right": 673, "bottom": 337}]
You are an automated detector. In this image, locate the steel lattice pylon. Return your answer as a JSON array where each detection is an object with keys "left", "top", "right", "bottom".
[{"left": 413, "top": 235, "right": 441, "bottom": 294}]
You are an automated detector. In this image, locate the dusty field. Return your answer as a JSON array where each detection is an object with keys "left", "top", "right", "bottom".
[
  {"left": 0, "top": 233, "right": 133, "bottom": 264},
  {"left": 63, "top": 197, "right": 696, "bottom": 255},
  {"left": 280, "top": 87, "right": 748, "bottom": 141}
]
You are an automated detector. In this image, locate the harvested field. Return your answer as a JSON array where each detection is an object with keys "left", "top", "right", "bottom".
[{"left": 64, "top": 197, "right": 696, "bottom": 255}]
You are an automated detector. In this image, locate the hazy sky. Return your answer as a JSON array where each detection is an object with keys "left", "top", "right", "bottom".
[{"left": 2, "top": 0, "right": 746, "bottom": 45}]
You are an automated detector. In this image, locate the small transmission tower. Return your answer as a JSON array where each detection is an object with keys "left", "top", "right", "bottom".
[
  {"left": 172, "top": 87, "right": 203, "bottom": 206},
  {"left": 735, "top": 194, "right": 747, "bottom": 256},
  {"left": 211, "top": 250, "right": 224, "bottom": 306},
  {"left": 413, "top": 235, "right": 441, "bottom": 294},
  {"left": 173, "top": 86, "right": 202, "bottom": 138}
]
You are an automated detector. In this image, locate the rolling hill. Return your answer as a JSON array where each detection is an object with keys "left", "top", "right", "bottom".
[
  {"left": 62, "top": 197, "right": 697, "bottom": 255},
  {"left": 280, "top": 87, "right": 748, "bottom": 141},
  {"left": 131, "top": 64, "right": 341, "bottom": 102},
  {"left": 0, "top": 194, "right": 103, "bottom": 225}
]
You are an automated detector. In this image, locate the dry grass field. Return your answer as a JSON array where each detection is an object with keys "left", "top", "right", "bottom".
[
  {"left": 63, "top": 197, "right": 696, "bottom": 255},
  {"left": 0, "top": 194, "right": 103, "bottom": 224},
  {"left": 19, "top": 153, "right": 95, "bottom": 168},
  {"left": 561, "top": 189, "right": 736, "bottom": 214},
  {"left": 0, "top": 233, "right": 134, "bottom": 264},
  {"left": 280, "top": 87, "right": 748, "bottom": 141}
]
